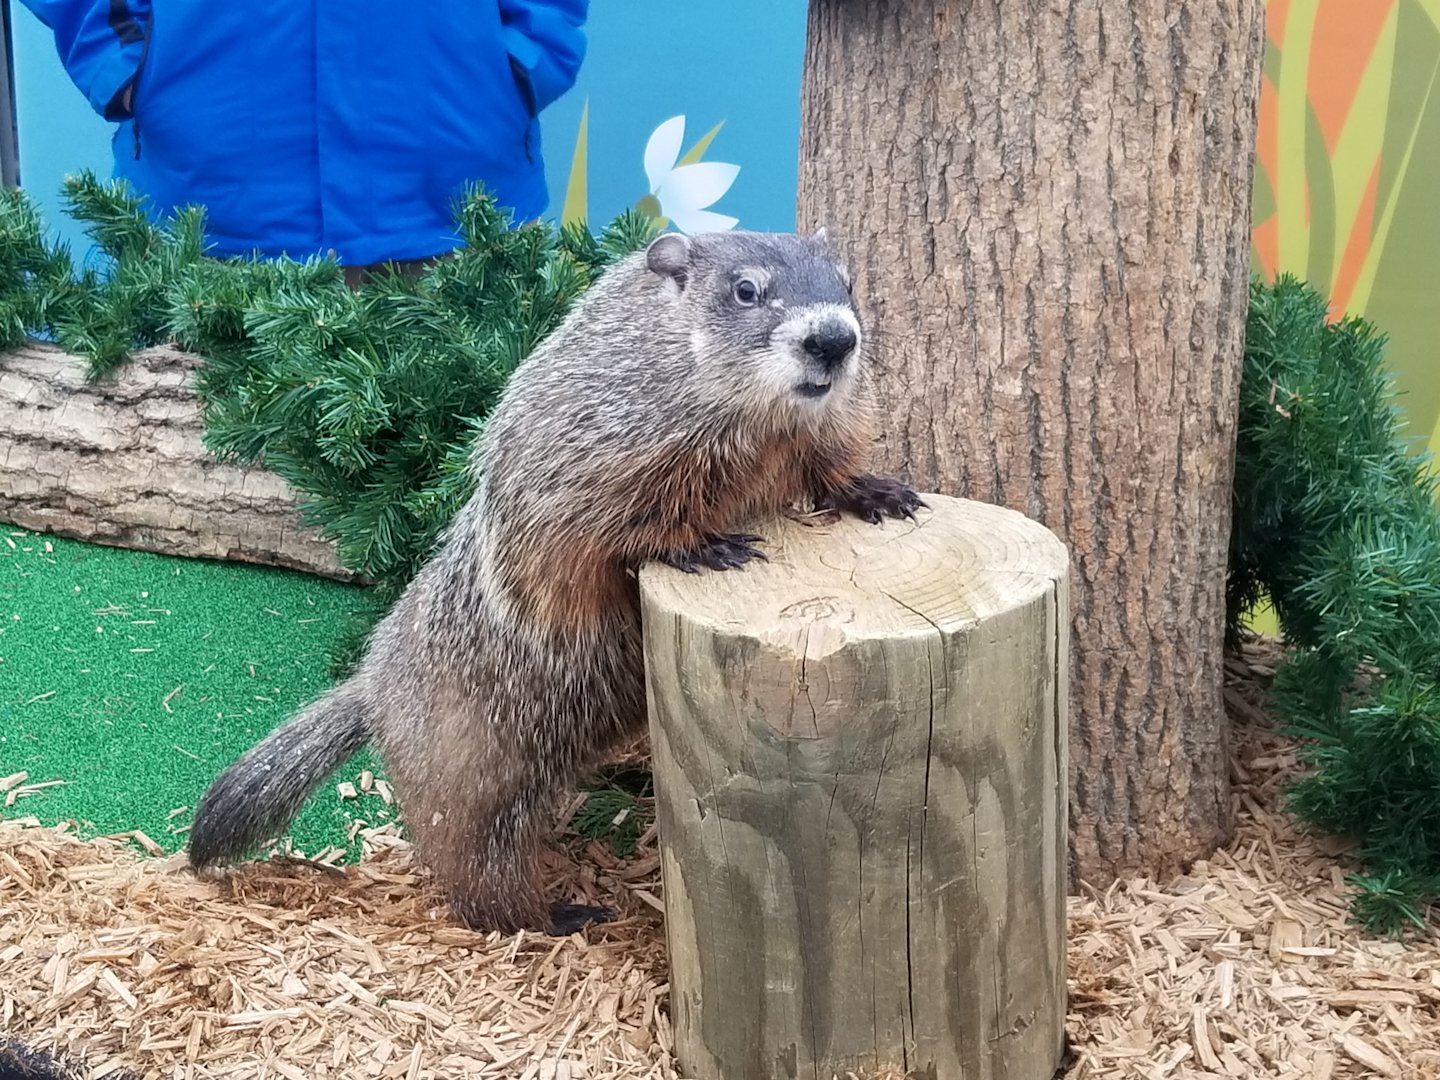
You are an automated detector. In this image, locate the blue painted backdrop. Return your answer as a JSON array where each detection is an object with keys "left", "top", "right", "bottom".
[{"left": 15, "top": 3, "right": 807, "bottom": 260}]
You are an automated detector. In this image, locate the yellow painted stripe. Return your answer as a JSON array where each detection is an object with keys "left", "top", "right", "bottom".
[
  {"left": 561, "top": 99, "right": 590, "bottom": 229},
  {"left": 1347, "top": 58, "right": 1440, "bottom": 315},
  {"left": 1277, "top": 0, "right": 1321, "bottom": 274},
  {"left": 1327, "top": 7, "right": 1398, "bottom": 302},
  {"left": 677, "top": 120, "right": 726, "bottom": 167}
]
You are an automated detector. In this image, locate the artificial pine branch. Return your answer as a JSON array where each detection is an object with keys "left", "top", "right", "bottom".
[
  {"left": 1233, "top": 273, "right": 1440, "bottom": 935},
  {"left": 59, "top": 170, "right": 166, "bottom": 262},
  {"left": 0, "top": 186, "right": 90, "bottom": 346},
  {"left": 48, "top": 174, "right": 219, "bottom": 377}
]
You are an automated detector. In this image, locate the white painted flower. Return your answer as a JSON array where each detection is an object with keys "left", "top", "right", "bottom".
[{"left": 642, "top": 115, "right": 740, "bottom": 234}]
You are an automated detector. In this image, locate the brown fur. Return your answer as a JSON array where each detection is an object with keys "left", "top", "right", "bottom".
[{"left": 187, "top": 229, "right": 919, "bottom": 935}]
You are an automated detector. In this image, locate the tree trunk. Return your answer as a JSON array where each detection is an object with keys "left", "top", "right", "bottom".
[
  {"left": 797, "top": 0, "right": 1264, "bottom": 886},
  {"left": 0, "top": 341, "right": 360, "bottom": 582}
]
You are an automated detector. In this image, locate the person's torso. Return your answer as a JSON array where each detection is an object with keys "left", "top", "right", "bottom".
[{"left": 115, "top": 2, "right": 546, "bottom": 263}]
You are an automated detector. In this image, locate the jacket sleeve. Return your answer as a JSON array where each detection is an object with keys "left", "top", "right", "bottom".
[
  {"left": 17, "top": 0, "right": 151, "bottom": 120},
  {"left": 496, "top": 0, "right": 588, "bottom": 115}
]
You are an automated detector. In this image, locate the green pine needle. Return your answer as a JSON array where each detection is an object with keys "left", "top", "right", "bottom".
[
  {"left": 1233, "top": 272, "right": 1440, "bottom": 934},
  {"left": 1345, "top": 871, "right": 1432, "bottom": 939},
  {"left": 565, "top": 768, "right": 655, "bottom": 858}
]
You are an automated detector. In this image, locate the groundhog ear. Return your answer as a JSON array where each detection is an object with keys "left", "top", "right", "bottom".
[
  {"left": 811, "top": 226, "right": 829, "bottom": 244},
  {"left": 646, "top": 233, "right": 693, "bottom": 288}
]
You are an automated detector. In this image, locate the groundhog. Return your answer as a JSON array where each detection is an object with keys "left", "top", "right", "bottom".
[{"left": 186, "top": 228, "right": 924, "bottom": 935}]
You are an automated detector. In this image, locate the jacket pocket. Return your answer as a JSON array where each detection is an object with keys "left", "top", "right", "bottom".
[
  {"left": 508, "top": 55, "right": 537, "bottom": 163},
  {"left": 119, "top": 7, "right": 154, "bottom": 158},
  {"left": 508, "top": 55, "right": 538, "bottom": 118}
]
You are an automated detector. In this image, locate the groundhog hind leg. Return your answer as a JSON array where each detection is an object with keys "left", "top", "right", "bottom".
[{"left": 420, "top": 774, "right": 613, "bottom": 936}]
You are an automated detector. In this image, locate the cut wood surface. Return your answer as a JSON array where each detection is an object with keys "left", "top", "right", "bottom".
[
  {"left": 0, "top": 341, "right": 358, "bottom": 581},
  {"left": 639, "top": 493, "right": 1071, "bottom": 1080}
]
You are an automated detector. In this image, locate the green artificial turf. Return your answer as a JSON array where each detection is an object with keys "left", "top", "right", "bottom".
[{"left": 0, "top": 526, "right": 389, "bottom": 859}]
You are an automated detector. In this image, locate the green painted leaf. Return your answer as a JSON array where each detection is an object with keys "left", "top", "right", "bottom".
[{"left": 1277, "top": 0, "right": 1321, "bottom": 274}]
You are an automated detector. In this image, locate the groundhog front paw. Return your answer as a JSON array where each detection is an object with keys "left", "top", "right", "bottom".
[
  {"left": 823, "top": 474, "right": 926, "bottom": 524},
  {"left": 658, "top": 532, "right": 767, "bottom": 573},
  {"left": 548, "top": 902, "right": 614, "bottom": 936}
]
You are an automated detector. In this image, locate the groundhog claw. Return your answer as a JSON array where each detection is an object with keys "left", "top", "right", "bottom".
[
  {"left": 825, "top": 474, "right": 927, "bottom": 524},
  {"left": 659, "top": 532, "right": 768, "bottom": 573},
  {"left": 548, "top": 902, "right": 614, "bottom": 936}
]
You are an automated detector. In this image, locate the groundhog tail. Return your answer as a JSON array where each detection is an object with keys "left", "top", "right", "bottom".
[{"left": 186, "top": 680, "right": 371, "bottom": 870}]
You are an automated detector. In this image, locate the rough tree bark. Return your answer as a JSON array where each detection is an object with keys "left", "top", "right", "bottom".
[
  {"left": 797, "top": 0, "right": 1265, "bottom": 885},
  {"left": 0, "top": 341, "right": 358, "bottom": 581}
]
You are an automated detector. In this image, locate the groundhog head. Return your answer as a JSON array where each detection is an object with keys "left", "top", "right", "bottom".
[{"left": 644, "top": 229, "right": 865, "bottom": 412}]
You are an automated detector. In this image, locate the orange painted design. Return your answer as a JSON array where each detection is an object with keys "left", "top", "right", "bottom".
[
  {"left": 1257, "top": 68, "right": 1279, "bottom": 214},
  {"left": 1268, "top": 0, "right": 1292, "bottom": 49},
  {"left": 1330, "top": 157, "right": 1382, "bottom": 318},
  {"left": 1253, "top": 1, "right": 1290, "bottom": 238},
  {"left": 1308, "top": 0, "right": 1395, "bottom": 154},
  {"left": 1253, "top": 215, "right": 1280, "bottom": 282}
]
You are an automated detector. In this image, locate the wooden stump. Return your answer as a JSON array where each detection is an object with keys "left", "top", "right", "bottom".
[
  {"left": 0, "top": 341, "right": 358, "bottom": 581},
  {"left": 638, "top": 493, "right": 1070, "bottom": 1080}
]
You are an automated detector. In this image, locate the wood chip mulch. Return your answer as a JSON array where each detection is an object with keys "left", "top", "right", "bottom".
[
  {"left": 0, "top": 813, "right": 672, "bottom": 1080},
  {"left": 2, "top": 635, "right": 1437, "bottom": 1079},
  {"left": 1066, "top": 636, "right": 1440, "bottom": 1080}
]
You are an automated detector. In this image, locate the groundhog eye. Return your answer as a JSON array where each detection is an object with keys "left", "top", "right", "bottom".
[{"left": 733, "top": 279, "right": 760, "bottom": 305}]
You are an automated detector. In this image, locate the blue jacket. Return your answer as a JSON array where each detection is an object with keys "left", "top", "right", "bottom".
[{"left": 23, "top": 1, "right": 588, "bottom": 265}]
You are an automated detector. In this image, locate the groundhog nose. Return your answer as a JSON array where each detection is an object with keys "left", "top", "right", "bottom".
[{"left": 802, "top": 322, "right": 858, "bottom": 370}]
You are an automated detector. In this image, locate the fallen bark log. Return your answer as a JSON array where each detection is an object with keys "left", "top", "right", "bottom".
[{"left": 0, "top": 340, "right": 361, "bottom": 582}]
